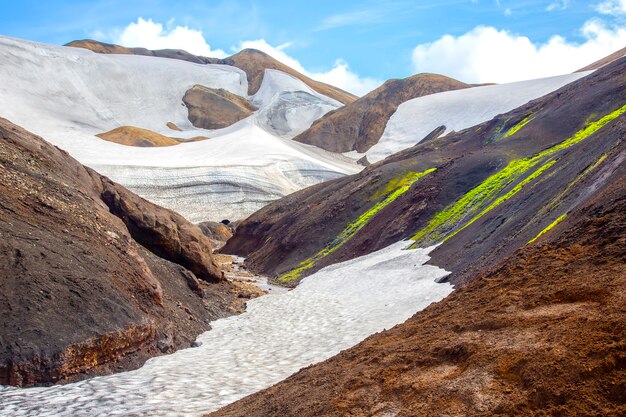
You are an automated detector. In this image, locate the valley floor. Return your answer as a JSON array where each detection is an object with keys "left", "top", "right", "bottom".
[{"left": 0, "top": 242, "right": 452, "bottom": 416}]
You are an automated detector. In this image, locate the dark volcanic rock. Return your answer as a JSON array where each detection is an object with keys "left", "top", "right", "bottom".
[
  {"left": 210, "top": 160, "right": 626, "bottom": 417},
  {"left": 223, "top": 57, "right": 626, "bottom": 287},
  {"left": 0, "top": 118, "right": 232, "bottom": 386},
  {"left": 182, "top": 85, "right": 257, "bottom": 130},
  {"left": 293, "top": 73, "right": 470, "bottom": 153}
]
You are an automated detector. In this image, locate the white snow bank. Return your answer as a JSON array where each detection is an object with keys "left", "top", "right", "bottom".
[
  {"left": 0, "top": 241, "right": 453, "bottom": 416},
  {"left": 253, "top": 69, "right": 342, "bottom": 138},
  {"left": 361, "top": 72, "right": 592, "bottom": 162},
  {"left": 0, "top": 36, "right": 358, "bottom": 221}
]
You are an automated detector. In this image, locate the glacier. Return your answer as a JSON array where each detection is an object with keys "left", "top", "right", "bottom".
[{"left": 0, "top": 36, "right": 356, "bottom": 222}]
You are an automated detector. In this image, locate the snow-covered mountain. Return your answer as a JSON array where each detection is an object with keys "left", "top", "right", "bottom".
[
  {"left": 0, "top": 36, "right": 357, "bottom": 222},
  {"left": 355, "top": 72, "right": 591, "bottom": 162}
]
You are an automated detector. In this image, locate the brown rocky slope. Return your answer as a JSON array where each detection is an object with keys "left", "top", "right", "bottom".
[
  {"left": 67, "top": 40, "right": 357, "bottom": 105},
  {"left": 182, "top": 85, "right": 257, "bottom": 130},
  {"left": 222, "top": 57, "right": 626, "bottom": 287},
  {"left": 293, "top": 73, "right": 470, "bottom": 153},
  {"left": 224, "top": 48, "right": 356, "bottom": 103},
  {"left": 211, "top": 156, "right": 626, "bottom": 417},
  {"left": 0, "top": 118, "right": 234, "bottom": 386}
]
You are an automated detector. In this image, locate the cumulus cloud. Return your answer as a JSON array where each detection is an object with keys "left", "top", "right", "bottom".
[
  {"left": 411, "top": 20, "right": 626, "bottom": 83},
  {"left": 595, "top": 0, "right": 626, "bottom": 14},
  {"left": 236, "top": 39, "right": 382, "bottom": 96},
  {"left": 107, "top": 20, "right": 379, "bottom": 96},
  {"left": 309, "top": 60, "right": 382, "bottom": 96},
  {"left": 114, "top": 17, "right": 227, "bottom": 58}
]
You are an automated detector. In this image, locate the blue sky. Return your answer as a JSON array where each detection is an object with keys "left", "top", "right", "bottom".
[{"left": 2, "top": 0, "right": 626, "bottom": 94}]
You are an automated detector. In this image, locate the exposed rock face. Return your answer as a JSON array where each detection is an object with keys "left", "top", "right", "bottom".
[
  {"left": 97, "top": 126, "right": 182, "bottom": 147},
  {"left": 294, "top": 73, "right": 470, "bottom": 153},
  {"left": 223, "top": 57, "right": 626, "bottom": 287},
  {"left": 182, "top": 85, "right": 257, "bottom": 130},
  {"left": 198, "top": 221, "right": 234, "bottom": 249},
  {"left": 0, "top": 118, "right": 231, "bottom": 386},
  {"left": 66, "top": 40, "right": 357, "bottom": 105},
  {"left": 100, "top": 178, "right": 223, "bottom": 283},
  {"left": 211, "top": 166, "right": 626, "bottom": 417}
]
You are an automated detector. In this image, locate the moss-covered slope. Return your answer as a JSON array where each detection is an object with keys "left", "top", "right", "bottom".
[{"left": 223, "top": 57, "right": 626, "bottom": 286}]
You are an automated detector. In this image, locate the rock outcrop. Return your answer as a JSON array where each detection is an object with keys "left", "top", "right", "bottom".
[
  {"left": 97, "top": 126, "right": 183, "bottom": 147},
  {"left": 576, "top": 45, "right": 626, "bottom": 72},
  {"left": 294, "top": 73, "right": 470, "bottom": 153},
  {"left": 198, "top": 221, "right": 234, "bottom": 249},
  {"left": 0, "top": 118, "right": 230, "bottom": 386},
  {"left": 182, "top": 85, "right": 257, "bottom": 129}
]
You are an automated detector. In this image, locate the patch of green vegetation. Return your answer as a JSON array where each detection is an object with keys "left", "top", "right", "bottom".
[
  {"left": 528, "top": 213, "right": 567, "bottom": 244},
  {"left": 279, "top": 168, "right": 437, "bottom": 283},
  {"left": 410, "top": 103, "right": 626, "bottom": 247},
  {"left": 502, "top": 114, "right": 534, "bottom": 139}
]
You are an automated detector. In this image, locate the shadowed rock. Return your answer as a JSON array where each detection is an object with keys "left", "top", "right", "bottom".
[
  {"left": 0, "top": 118, "right": 231, "bottom": 386},
  {"left": 100, "top": 178, "right": 223, "bottom": 283}
]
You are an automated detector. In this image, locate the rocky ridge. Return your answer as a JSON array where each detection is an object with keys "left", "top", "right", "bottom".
[
  {"left": 293, "top": 73, "right": 470, "bottom": 153},
  {"left": 0, "top": 118, "right": 232, "bottom": 386}
]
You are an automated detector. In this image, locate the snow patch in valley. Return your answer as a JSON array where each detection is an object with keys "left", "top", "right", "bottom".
[
  {"left": 0, "top": 241, "right": 453, "bottom": 416},
  {"left": 359, "top": 72, "right": 592, "bottom": 163},
  {"left": 0, "top": 36, "right": 355, "bottom": 222}
]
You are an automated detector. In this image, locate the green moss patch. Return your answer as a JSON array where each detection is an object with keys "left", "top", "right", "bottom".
[
  {"left": 502, "top": 114, "right": 534, "bottom": 139},
  {"left": 410, "top": 103, "right": 626, "bottom": 247},
  {"left": 528, "top": 213, "right": 567, "bottom": 244},
  {"left": 279, "top": 168, "right": 436, "bottom": 283}
]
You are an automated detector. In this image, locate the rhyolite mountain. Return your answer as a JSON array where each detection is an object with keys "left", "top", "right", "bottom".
[
  {"left": 66, "top": 39, "right": 357, "bottom": 105},
  {"left": 293, "top": 73, "right": 471, "bottom": 153},
  {"left": 0, "top": 36, "right": 358, "bottom": 223},
  {"left": 0, "top": 118, "right": 239, "bottom": 387},
  {"left": 223, "top": 56, "right": 626, "bottom": 287},
  {"left": 210, "top": 143, "right": 626, "bottom": 417}
]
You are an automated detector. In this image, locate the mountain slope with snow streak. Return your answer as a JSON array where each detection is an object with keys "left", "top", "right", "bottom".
[
  {"left": 0, "top": 241, "right": 452, "bottom": 416},
  {"left": 0, "top": 36, "right": 355, "bottom": 222},
  {"left": 363, "top": 72, "right": 591, "bottom": 162}
]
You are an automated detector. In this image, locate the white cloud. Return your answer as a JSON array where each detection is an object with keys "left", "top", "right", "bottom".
[
  {"left": 595, "top": 0, "right": 626, "bottom": 14},
  {"left": 114, "top": 17, "right": 227, "bottom": 58},
  {"left": 411, "top": 20, "right": 626, "bottom": 83},
  {"left": 106, "top": 19, "right": 379, "bottom": 96},
  {"left": 316, "top": 10, "right": 382, "bottom": 31},
  {"left": 236, "top": 39, "right": 382, "bottom": 96},
  {"left": 546, "top": 0, "right": 570, "bottom": 11},
  {"left": 309, "top": 60, "right": 382, "bottom": 96}
]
